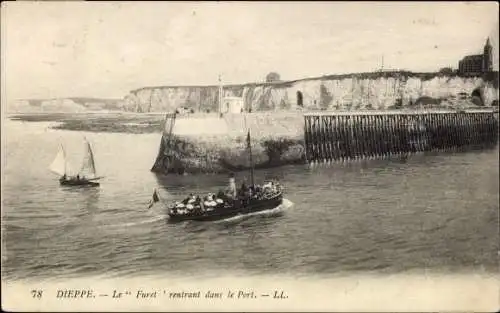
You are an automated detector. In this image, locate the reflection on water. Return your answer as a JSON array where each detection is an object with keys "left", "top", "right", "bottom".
[{"left": 1, "top": 120, "right": 499, "bottom": 281}]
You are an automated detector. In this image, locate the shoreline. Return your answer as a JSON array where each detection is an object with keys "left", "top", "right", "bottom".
[
  {"left": 5, "top": 109, "right": 498, "bottom": 175},
  {"left": 6, "top": 106, "right": 497, "bottom": 131}
]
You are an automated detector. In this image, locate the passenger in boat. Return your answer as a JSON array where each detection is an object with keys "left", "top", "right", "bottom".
[
  {"left": 252, "top": 185, "right": 261, "bottom": 199},
  {"left": 193, "top": 202, "right": 202, "bottom": 212},
  {"left": 181, "top": 193, "right": 195, "bottom": 205},
  {"left": 76, "top": 175, "right": 80, "bottom": 181},
  {"left": 239, "top": 183, "right": 247, "bottom": 198},
  {"left": 217, "top": 190, "right": 225, "bottom": 199},
  {"left": 255, "top": 185, "right": 262, "bottom": 194},
  {"left": 263, "top": 181, "right": 274, "bottom": 192},
  {"left": 203, "top": 197, "right": 210, "bottom": 207},
  {"left": 188, "top": 194, "right": 196, "bottom": 204},
  {"left": 237, "top": 183, "right": 251, "bottom": 203},
  {"left": 248, "top": 185, "right": 254, "bottom": 198},
  {"left": 62, "top": 174, "right": 67, "bottom": 180},
  {"left": 208, "top": 194, "right": 217, "bottom": 206},
  {"left": 174, "top": 201, "right": 185, "bottom": 212},
  {"left": 228, "top": 173, "right": 237, "bottom": 198},
  {"left": 203, "top": 194, "right": 217, "bottom": 209}
]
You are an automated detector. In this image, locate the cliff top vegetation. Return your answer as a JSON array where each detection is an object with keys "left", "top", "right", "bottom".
[{"left": 130, "top": 70, "right": 497, "bottom": 94}]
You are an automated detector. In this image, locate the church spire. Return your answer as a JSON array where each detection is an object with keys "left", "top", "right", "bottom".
[{"left": 483, "top": 37, "right": 493, "bottom": 72}]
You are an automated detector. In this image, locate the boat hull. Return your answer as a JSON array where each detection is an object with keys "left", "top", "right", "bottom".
[
  {"left": 60, "top": 178, "right": 100, "bottom": 187},
  {"left": 167, "top": 195, "right": 283, "bottom": 223}
]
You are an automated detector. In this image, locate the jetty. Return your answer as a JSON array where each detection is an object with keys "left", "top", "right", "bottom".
[
  {"left": 303, "top": 109, "right": 499, "bottom": 164},
  {"left": 151, "top": 109, "right": 499, "bottom": 174}
]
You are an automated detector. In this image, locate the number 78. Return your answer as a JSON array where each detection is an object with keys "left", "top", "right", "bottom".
[{"left": 31, "top": 290, "right": 43, "bottom": 299}]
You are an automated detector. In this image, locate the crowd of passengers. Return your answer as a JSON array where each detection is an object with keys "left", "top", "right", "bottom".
[{"left": 170, "top": 181, "right": 279, "bottom": 215}]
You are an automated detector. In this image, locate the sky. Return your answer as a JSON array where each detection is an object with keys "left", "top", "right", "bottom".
[{"left": 1, "top": 1, "right": 499, "bottom": 100}]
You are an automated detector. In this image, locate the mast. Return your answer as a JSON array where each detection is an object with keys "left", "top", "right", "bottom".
[
  {"left": 87, "top": 140, "right": 96, "bottom": 176},
  {"left": 62, "top": 144, "right": 67, "bottom": 175},
  {"left": 247, "top": 130, "right": 255, "bottom": 187},
  {"left": 244, "top": 116, "right": 255, "bottom": 187},
  {"left": 218, "top": 74, "right": 223, "bottom": 115}
]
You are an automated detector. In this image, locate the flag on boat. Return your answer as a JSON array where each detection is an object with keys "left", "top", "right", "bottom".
[{"left": 147, "top": 189, "right": 160, "bottom": 209}]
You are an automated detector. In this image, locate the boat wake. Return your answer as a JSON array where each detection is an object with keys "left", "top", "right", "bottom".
[
  {"left": 217, "top": 198, "right": 294, "bottom": 224},
  {"left": 106, "top": 214, "right": 167, "bottom": 229}
]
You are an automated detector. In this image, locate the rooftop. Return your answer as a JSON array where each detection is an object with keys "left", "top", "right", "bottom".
[{"left": 461, "top": 54, "right": 483, "bottom": 61}]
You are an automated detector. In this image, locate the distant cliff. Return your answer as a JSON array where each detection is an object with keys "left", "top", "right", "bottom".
[
  {"left": 8, "top": 97, "right": 125, "bottom": 114},
  {"left": 126, "top": 71, "right": 500, "bottom": 113},
  {"left": 8, "top": 71, "right": 499, "bottom": 114}
]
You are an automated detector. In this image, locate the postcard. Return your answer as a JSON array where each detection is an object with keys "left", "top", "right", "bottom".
[{"left": 1, "top": 1, "right": 499, "bottom": 312}]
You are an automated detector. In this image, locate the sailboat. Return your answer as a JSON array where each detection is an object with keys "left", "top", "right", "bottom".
[
  {"left": 159, "top": 126, "right": 284, "bottom": 222},
  {"left": 49, "top": 138, "right": 101, "bottom": 187}
]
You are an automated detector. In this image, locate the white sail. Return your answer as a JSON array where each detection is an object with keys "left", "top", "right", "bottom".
[
  {"left": 79, "top": 139, "right": 97, "bottom": 179},
  {"left": 49, "top": 144, "right": 67, "bottom": 176}
]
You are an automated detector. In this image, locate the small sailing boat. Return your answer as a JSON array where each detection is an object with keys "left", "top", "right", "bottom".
[{"left": 49, "top": 138, "right": 101, "bottom": 187}]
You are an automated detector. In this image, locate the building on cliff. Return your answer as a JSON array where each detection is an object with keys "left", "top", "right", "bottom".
[
  {"left": 458, "top": 38, "right": 493, "bottom": 76},
  {"left": 222, "top": 96, "right": 244, "bottom": 114}
]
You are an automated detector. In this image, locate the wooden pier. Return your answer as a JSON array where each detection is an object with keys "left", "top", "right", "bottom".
[{"left": 303, "top": 110, "right": 499, "bottom": 163}]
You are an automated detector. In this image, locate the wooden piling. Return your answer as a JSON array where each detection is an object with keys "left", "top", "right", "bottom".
[{"left": 303, "top": 110, "right": 498, "bottom": 164}]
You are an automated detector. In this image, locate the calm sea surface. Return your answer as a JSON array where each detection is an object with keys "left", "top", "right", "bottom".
[{"left": 2, "top": 118, "right": 499, "bottom": 281}]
